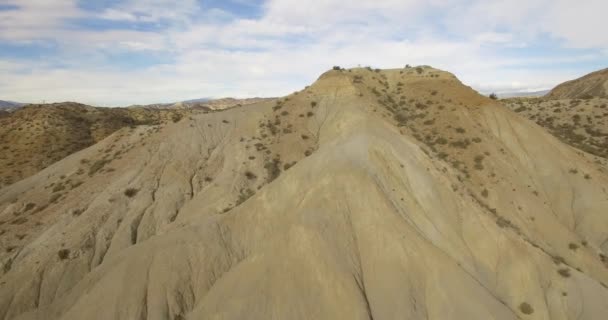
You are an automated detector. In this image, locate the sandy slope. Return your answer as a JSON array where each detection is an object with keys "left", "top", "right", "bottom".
[
  {"left": 1, "top": 67, "right": 607, "bottom": 319},
  {"left": 546, "top": 68, "right": 608, "bottom": 99}
]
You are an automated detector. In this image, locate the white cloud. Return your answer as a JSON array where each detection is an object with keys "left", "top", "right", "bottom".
[
  {"left": 0, "top": 0, "right": 607, "bottom": 105},
  {"left": 98, "top": 0, "right": 200, "bottom": 22}
]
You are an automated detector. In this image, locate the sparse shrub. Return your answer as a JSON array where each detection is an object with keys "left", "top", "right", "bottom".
[
  {"left": 552, "top": 255, "right": 566, "bottom": 265},
  {"left": 171, "top": 113, "right": 183, "bottom": 123},
  {"left": 450, "top": 139, "right": 471, "bottom": 149},
  {"left": 489, "top": 93, "right": 498, "bottom": 100},
  {"left": 283, "top": 162, "right": 296, "bottom": 170},
  {"left": 394, "top": 112, "right": 408, "bottom": 124},
  {"left": 514, "top": 106, "right": 527, "bottom": 112},
  {"left": 124, "top": 188, "right": 139, "bottom": 198},
  {"left": 264, "top": 157, "right": 281, "bottom": 182},
  {"left": 519, "top": 302, "right": 534, "bottom": 315},
  {"left": 415, "top": 102, "right": 427, "bottom": 110},
  {"left": 558, "top": 268, "right": 571, "bottom": 278},
  {"left": 11, "top": 217, "right": 28, "bottom": 225},
  {"left": 332, "top": 66, "right": 342, "bottom": 71},
  {"left": 71, "top": 181, "right": 83, "bottom": 189},
  {"left": 88, "top": 159, "right": 110, "bottom": 176},
  {"left": 204, "top": 177, "right": 213, "bottom": 182},
  {"left": 311, "top": 101, "right": 317, "bottom": 108},
  {"left": 50, "top": 193, "right": 61, "bottom": 203},
  {"left": 568, "top": 243, "right": 579, "bottom": 251},
  {"left": 307, "top": 111, "right": 314, "bottom": 117},
  {"left": 236, "top": 188, "right": 255, "bottom": 206},
  {"left": 481, "top": 189, "right": 489, "bottom": 198},
  {"left": 57, "top": 249, "right": 70, "bottom": 260},
  {"left": 301, "top": 134, "right": 310, "bottom": 140},
  {"left": 254, "top": 142, "right": 266, "bottom": 151},
  {"left": 496, "top": 217, "right": 511, "bottom": 228},
  {"left": 244, "top": 171, "right": 257, "bottom": 180},
  {"left": 435, "top": 137, "right": 448, "bottom": 145}
]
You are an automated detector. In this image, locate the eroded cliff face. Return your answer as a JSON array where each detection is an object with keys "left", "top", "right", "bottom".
[{"left": 1, "top": 67, "right": 607, "bottom": 320}]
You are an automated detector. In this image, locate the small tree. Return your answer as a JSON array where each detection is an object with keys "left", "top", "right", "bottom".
[
  {"left": 489, "top": 93, "right": 498, "bottom": 100},
  {"left": 332, "top": 66, "right": 342, "bottom": 71}
]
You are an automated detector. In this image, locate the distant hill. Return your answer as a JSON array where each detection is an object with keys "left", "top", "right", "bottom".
[
  {"left": 0, "top": 100, "right": 25, "bottom": 111},
  {"left": 546, "top": 68, "right": 608, "bottom": 99},
  {"left": 502, "top": 96, "right": 608, "bottom": 159},
  {"left": 132, "top": 97, "right": 275, "bottom": 111},
  {"left": 496, "top": 90, "right": 549, "bottom": 99},
  {"left": 182, "top": 97, "right": 211, "bottom": 103},
  {"left": 0, "top": 102, "right": 199, "bottom": 188}
]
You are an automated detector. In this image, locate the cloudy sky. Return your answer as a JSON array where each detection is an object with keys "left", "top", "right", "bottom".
[{"left": 0, "top": 0, "right": 606, "bottom": 106}]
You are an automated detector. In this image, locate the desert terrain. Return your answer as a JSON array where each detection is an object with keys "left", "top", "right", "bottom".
[{"left": 0, "top": 66, "right": 607, "bottom": 319}]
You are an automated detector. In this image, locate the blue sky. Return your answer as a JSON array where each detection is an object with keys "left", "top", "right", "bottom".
[{"left": 0, "top": 0, "right": 606, "bottom": 106}]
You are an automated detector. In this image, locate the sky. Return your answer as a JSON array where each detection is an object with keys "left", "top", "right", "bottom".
[{"left": 0, "top": 0, "right": 606, "bottom": 106}]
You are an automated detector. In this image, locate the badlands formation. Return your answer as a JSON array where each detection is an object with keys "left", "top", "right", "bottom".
[
  {"left": 0, "top": 103, "right": 195, "bottom": 188},
  {"left": 503, "top": 68, "right": 608, "bottom": 161},
  {"left": 0, "top": 67, "right": 607, "bottom": 319}
]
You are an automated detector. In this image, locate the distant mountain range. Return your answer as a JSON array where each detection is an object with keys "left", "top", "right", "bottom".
[
  {"left": 0, "top": 100, "right": 26, "bottom": 111},
  {"left": 130, "top": 97, "right": 275, "bottom": 111},
  {"left": 495, "top": 90, "right": 550, "bottom": 99}
]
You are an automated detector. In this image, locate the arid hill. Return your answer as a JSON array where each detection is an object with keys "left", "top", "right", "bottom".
[
  {"left": 0, "top": 102, "right": 196, "bottom": 188},
  {"left": 502, "top": 68, "right": 608, "bottom": 161},
  {"left": 546, "top": 68, "right": 608, "bottom": 99},
  {"left": 1, "top": 67, "right": 608, "bottom": 320},
  {"left": 502, "top": 97, "right": 608, "bottom": 161}
]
